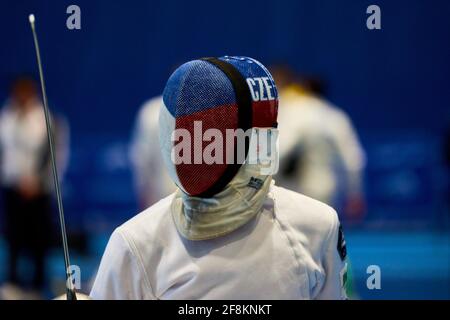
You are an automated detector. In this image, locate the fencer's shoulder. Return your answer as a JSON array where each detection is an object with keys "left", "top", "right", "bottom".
[
  {"left": 271, "top": 185, "right": 339, "bottom": 237},
  {"left": 272, "top": 184, "right": 337, "bottom": 218},
  {"left": 114, "top": 193, "right": 176, "bottom": 243}
]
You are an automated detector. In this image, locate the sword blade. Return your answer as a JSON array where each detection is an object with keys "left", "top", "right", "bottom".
[{"left": 28, "top": 14, "right": 77, "bottom": 301}]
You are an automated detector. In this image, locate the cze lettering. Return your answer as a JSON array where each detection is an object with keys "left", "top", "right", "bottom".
[{"left": 246, "top": 77, "right": 274, "bottom": 101}]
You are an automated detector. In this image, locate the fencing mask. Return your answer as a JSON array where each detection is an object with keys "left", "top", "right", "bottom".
[
  {"left": 159, "top": 56, "right": 280, "bottom": 240},
  {"left": 159, "top": 56, "right": 279, "bottom": 199}
]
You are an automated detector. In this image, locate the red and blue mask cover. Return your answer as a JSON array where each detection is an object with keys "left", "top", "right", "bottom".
[{"left": 159, "top": 56, "right": 278, "bottom": 197}]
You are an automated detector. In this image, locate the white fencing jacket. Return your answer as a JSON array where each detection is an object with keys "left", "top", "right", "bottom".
[{"left": 90, "top": 185, "right": 347, "bottom": 300}]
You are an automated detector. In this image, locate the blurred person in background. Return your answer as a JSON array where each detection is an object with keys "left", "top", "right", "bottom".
[
  {"left": 129, "top": 96, "right": 175, "bottom": 209},
  {"left": 0, "top": 76, "right": 69, "bottom": 299},
  {"left": 271, "top": 66, "right": 366, "bottom": 222}
]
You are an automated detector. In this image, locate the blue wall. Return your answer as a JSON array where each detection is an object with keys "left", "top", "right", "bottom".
[{"left": 1, "top": 0, "right": 449, "bottom": 136}]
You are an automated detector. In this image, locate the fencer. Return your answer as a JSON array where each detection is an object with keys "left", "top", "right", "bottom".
[{"left": 90, "top": 56, "right": 348, "bottom": 300}]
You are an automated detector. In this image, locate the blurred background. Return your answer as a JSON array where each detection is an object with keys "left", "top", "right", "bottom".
[{"left": 0, "top": 0, "right": 448, "bottom": 299}]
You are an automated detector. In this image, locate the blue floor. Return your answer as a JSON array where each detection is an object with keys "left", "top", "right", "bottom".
[
  {"left": 0, "top": 230, "right": 449, "bottom": 299},
  {"left": 346, "top": 231, "right": 450, "bottom": 299}
]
